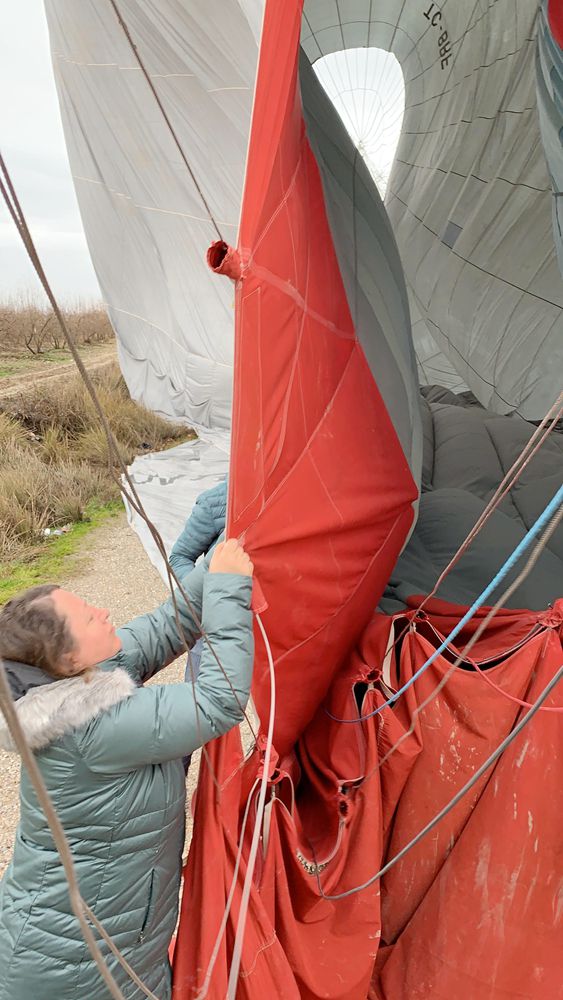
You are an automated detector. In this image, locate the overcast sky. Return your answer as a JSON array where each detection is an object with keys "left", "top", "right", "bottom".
[{"left": 0, "top": 0, "right": 100, "bottom": 304}]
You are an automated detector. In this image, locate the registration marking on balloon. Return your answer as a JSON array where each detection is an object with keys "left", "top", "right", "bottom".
[{"left": 423, "top": 2, "right": 453, "bottom": 69}]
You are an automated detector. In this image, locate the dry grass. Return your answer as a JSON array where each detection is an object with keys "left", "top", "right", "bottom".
[
  {"left": 0, "top": 364, "right": 192, "bottom": 565},
  {"left": 0, "top": 297, "right": 113, "bottom": 356},
  {"left": 3, "top": 365, "right": 184, "bottom": 446},
  {"left": 0, "top": 413, "right": 28, "bottom": 453},
  {"left": 0, "top": 444, "right": 115, "bottom": 561},
  {"left": 75, "top": 427, "right": 135, "bottom": 467}
]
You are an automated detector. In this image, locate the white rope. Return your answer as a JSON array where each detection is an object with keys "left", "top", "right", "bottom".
[
  {"left": 226, "top": 612, "right": 277, "bottom": 998},
  {"left": 193, "top": 777, "right": 261, "bottom": 1000}
]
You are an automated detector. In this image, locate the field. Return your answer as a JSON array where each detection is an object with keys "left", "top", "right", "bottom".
[{"left": 0, "top": 302, "right": 193, "bottom": 600}]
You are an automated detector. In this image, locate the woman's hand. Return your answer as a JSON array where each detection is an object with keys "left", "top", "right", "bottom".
[{"left": 209, "top": 538, "right": 254, "bottom": 577}]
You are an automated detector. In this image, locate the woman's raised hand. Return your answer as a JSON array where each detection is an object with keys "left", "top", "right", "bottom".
[{"left": 209, "top": 538, "right": 254, "bottom": 577}]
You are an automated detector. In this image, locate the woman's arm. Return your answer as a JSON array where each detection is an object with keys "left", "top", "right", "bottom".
[
  {"left": 79, "top": 571, "right": 254, "bottom": 771},
  {"left": 169, "top": 479, "right": 228, "bottom": 576},
  {"left": 169, "top": 501, "right": 218, "bottom": 577}
]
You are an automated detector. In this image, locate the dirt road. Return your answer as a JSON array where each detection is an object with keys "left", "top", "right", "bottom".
[{"left": 0, "top": 343, "right": 117, "bottom": 400}]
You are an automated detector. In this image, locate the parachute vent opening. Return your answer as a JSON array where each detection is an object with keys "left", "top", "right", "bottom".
[
  {"left": 313, "top": 48, "right": 405, "bottom": 197},
  {"left": 207, "top": 241, "right": 241, "bottom": 280}
]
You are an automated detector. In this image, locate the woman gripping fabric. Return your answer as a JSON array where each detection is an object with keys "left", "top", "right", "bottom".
[{"left": 0, "top": 538, "right": 254, "bottom": 1000}]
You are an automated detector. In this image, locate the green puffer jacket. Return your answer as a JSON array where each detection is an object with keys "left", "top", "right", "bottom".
[{"left": 0, "top": 564, "right": 253, "bottom": 999}]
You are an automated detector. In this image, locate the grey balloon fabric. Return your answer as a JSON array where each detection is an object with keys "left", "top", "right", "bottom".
[
  {"left": 300, "top": 0, "right": 563, "bottom": 420},
  {"left": 299, "top": 51, "right": 422, "bottom": 482},
  {"left": 382, "top": 487, "right": 563, "bottom": 612},
  {"left": 43, "top": 0, "right": 259, "bottom": 440},
  {"left": 382, "top": 396, "right": 563, "bottom": 612}
]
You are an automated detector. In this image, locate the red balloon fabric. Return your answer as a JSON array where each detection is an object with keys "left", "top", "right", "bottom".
[
  {"left": 173, "top": 0, "right": 417, "bottom": 994},
  {"left": 172, "top": 1, "right": 563, "bottom": 995},
  {"left": 173, "top": 597, "right": 562, "bottom": 998},
  {"left": 548, "top": 0, "right": 563, "bottom": 48},
  {"left": 370, "top": 599, "right": 563, "bottom": 1000}
]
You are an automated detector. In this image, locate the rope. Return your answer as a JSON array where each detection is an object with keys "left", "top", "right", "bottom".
[
  {"left": 107, "top": 0, "right": 223, "bottom": 242},
  {"left": 326, "top": 483, "right": 563, "bottom": 724},
  {"left": 0, "top": 663, "right": 133, "bottom": 1000},
  {"left": 0, "top": 151, "right": 257, "bottom": 750},
  {"left": 301, "top": 494, "right": 563, "bottom": 889},
  {"left": 192, "top": 778, "right": 261, "bottom": 1000},
  {"left": 357, "top": 499, "right": 563, "bottom": 790},
  {"left": 366, "top": 393, "right": 563, "bottom": 693},
  {"left": 0, "top": 153, "right": 257, "bottom": 994},
  {"left": 316, "top": 664, "right": 563, "bottom": 901},
  {"left": 415, "top": 391, "right": 563, "bottom": 616},
  {"left": 226, "top": 612, "right": 276, "bottom": 998}
]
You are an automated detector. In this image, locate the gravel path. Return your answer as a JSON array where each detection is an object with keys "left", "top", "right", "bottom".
[{"left": 0, "top": 511, "right": 199, "bottom": 877}]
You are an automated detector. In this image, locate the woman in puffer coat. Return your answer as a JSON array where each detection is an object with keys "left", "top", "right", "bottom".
[
  {"left": 0, "top": 538, "right": 254, "bottom": 1000},
  {"left": 169, "top": 478, "right": 228, "bottom": 771}
]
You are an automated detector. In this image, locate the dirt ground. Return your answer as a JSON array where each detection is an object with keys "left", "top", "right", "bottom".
[{"left": 0, "top": 343, "right": 117, "bottom": 400}]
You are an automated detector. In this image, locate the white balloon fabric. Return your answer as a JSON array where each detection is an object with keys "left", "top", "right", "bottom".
[
  {"left": 44, "top": 0, "right": 259, "bottom": 442},
  {"left": 45, "top": 0, "right": 562, "bottom": 436}
]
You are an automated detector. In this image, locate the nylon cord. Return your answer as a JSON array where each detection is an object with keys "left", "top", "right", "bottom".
[
  {"left": 0, "top": 152, "right": 259, "bottom": 995},
  {"left": 315, "top": 665, "right": 562, "bottom": 901},
  {"left": 326, "top": 483, "right": 563, "bottom": 724},
  {"left": 107, "top": 0, "right": 223, "bottom": 242}
]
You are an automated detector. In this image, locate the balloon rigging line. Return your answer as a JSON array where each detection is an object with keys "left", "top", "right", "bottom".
[
  {"left": 0, "top": 152, "right": 257, "bottom": 748},
  {"left": 203, "top": 368, "right": 561, "bottom": 989},
  {"left": 325, "top": 388, "right": 563, "bottom": 713},
  {"left": 325, "top": 482, "right": 563, "bottom": 724},
  {"left": 226, "top": 612, "right": 277, "bottom": 998},
  {"left": 326, "top": 392, "right": 563, "bottom": 729},
  {"left": 315, "top": 664, "right": 562, "bottom": 900},
  {"left": 301, "top": 499, "right": 562, "bottom": 897},
  {"left": 107, "top": 0, "right": 223, "bottom": 242},
  {"left": 416, "top": 392, "right": 563, "bottom": 615},
  {"left": 0, "top": 661, "right": 157, "bottom": 1000},
  {"left": 192, "top": 778, "right": 261, "bottom": 1000},
  {"left": 2, "top": 6, "right": 559, "bottom": 986},
  {"left": 357, "top": 498, "right": 563, "bottom": 794},
  {"left": 335, "top": 3, "right": 364, "bottom": 133},
  {"left": 360, "top": 0, "right": 375, "bottom": 144},
  {"left": 0, "top": 152, "right": 262, "bottom": 998}
]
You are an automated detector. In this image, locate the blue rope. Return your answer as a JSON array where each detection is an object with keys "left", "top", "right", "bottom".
[
  {"left": 319, "top": 665, "right": 563, "bottom": 899},
  {"left": 326, "top": 483, "right": 563, "bottom": 724}
]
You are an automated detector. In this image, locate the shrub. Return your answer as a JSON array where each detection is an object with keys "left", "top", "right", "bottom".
[
  {"left": 75, "top": 427, "right": 135, "bottom": 468},
  {"left": 0, "top": 362, "right": 193, "bottom": 566},
  {"left": 0, "top": 413, "right": 28, "bottom": 455},
  {"left": 1, "top": 365, "right": 189, "bottom": 446},
  {"left": 0, "top": 444, "right": 117, "bottom": 561},
  {"left": 41, "top": 425, "right": 72, "bottom": 464},
  {"left": 0, "top": 297, "right": 114, "bottom": 355}
]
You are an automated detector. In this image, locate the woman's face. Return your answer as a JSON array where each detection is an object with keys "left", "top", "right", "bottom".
[{"left": 51, "top": 589, "right": 122, "bottom": 674}]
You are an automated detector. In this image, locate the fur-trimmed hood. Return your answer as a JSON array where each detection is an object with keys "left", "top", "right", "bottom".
[{"left": 0, "top": 667, "right": 136, "bottom": 753}]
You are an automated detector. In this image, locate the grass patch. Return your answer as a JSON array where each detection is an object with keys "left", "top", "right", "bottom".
[
  {"left": 0, "top": 502, "right": 123, "bottom": 604},
  {"left": 0, "top": 348, "right": 109, "bottom": 381},
  {"left": 0, "top": 361, "right": 194, "bottom": 589}
]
